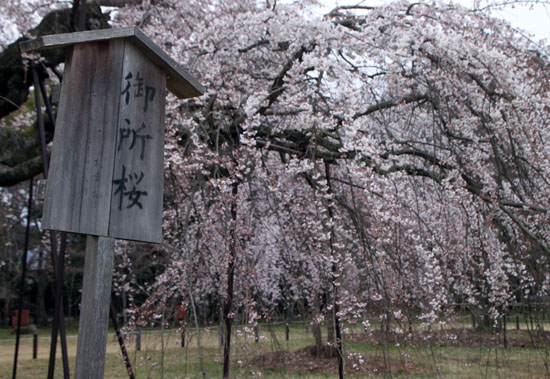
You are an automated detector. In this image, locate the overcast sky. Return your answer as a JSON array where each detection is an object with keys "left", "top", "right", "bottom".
[
  {"left": 490, "top": 2, "right": 550, "bottom": 41},
  {"left": 317, "top": 0, "right": 550, "bottom": 43}
]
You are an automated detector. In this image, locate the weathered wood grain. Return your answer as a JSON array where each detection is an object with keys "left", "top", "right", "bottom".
[
  {"left": 42, "top": 40, "right": 125, "bottom": 237},
  {"left": 74, "top": 236, "right": 115, "bottom": 379}
]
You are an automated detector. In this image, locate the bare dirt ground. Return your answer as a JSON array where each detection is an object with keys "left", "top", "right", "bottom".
[{"left": 248, "top": 345, "right": 422, "bottom": 377}]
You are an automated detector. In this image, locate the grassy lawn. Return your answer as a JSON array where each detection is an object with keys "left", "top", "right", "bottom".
[{"left": 2, "top": 320, "right": 549, "bottom": 378}]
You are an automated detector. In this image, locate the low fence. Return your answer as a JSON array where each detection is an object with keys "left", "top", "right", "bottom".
[{"left": 2, "top": 307, "right": 550, "bottom": 363}]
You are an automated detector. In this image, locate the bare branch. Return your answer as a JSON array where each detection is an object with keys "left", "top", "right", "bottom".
[
  {"left": 238, "top": 39, "right": 269, "bottom": 53},
  {"left": 0, "top": 156, "right": 43, "bottom": 187},
  {"left": 353, "top": 93, "right": 430, "bottom": 119},
  {"left": 258, "top": 43, "right": 316, "bottom": 115}
]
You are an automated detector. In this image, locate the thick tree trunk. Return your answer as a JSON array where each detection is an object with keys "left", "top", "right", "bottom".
[{"left": 222, "top": 180, "right": 239, "bottom": 379}]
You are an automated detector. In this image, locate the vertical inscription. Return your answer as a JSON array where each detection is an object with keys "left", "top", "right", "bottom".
[{"left": 109, "top": 42, "right": 166, "bottom": 243}]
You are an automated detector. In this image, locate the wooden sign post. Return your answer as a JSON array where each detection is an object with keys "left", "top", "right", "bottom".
[{"left": 21, "top": 27, "right": 204, "bottom": 378}]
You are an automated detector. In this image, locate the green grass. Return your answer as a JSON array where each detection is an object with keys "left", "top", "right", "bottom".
[{"left": 2, "top": 320, "right": 550, "bottom": 378}]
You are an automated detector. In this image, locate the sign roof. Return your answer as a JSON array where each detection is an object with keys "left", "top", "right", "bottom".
[{"left": 20, "top": 27, "right": 205, "bottom": 99}]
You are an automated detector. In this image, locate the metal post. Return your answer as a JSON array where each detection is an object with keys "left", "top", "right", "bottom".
[
  {"left": 75, "top": 236, "right": 115, "bottom": 379},
  {"left": 31, "top": 61, "right": 70, "bottom": 379},
  {"left": 285, "top": 322, "right": 290, "bottom": 341},
  {"left": 33, "top": 333, "right": 38, "bottom": 360},
  {"left": 49, "top": 233, "right": 70, "bottom": 379},
  {"left": 136, "top": 329, "right": 141, "bottom": 351},
  {"left": 503, "top": 315, "right": 508, "bottom": 348},
  {"left": 12, "top": 178, "right": 33, "bottom": 379}
]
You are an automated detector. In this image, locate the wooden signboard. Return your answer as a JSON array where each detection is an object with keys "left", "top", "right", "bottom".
[
  {"left": 21, "top": 27, "right": 204, "bottom": 243},
  {"left": 21, "top": 27, "right": 204, "bottom": 379}
]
